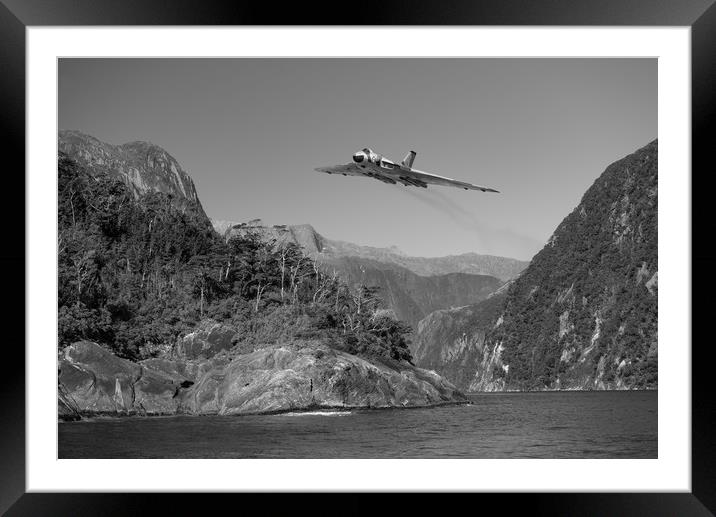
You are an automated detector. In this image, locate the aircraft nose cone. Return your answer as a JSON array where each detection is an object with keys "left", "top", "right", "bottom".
[{"left": 353, "top": 153, "right": 364, "bottom": 163}]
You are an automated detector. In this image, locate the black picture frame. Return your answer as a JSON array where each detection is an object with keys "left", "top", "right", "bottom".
[{"left": 2, "top": 1, "right": 713, "bottom": 515}]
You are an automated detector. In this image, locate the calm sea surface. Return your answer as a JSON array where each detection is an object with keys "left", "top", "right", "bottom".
[{"left": 59, "top": 391, "right": 657, "bottom": 458}]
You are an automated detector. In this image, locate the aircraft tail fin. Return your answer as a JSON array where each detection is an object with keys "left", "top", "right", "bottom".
[{"left": 401, "top": 151, "right": 416, "bottom": 169}]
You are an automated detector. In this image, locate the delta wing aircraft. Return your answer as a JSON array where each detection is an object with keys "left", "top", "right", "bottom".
[{"left": 315, "top": 148, "right": 499, "bottom": 192}]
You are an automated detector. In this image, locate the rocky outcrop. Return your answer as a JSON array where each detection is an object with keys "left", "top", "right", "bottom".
[
  {"left": 59, "top": 130, "right": 208, "bottom": 221},
  {"left": 58, "top": 341, "right": 190, "bottom": 415},
  {"left": 413, "top": 140, "right": 658, "bottom": 391},
  {"left": 58, "top": 386, "right": 82, "bottom": 421},
  {"left": 180, "top": 342, "right": 464, "bottom": 415},
  {"left": 58, "top": 340, "right": 466, "bottom": 419}
]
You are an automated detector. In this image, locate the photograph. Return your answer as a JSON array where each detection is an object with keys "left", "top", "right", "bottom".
[{"left": 56, "top": 57, "right": 657, "bottom": 459}]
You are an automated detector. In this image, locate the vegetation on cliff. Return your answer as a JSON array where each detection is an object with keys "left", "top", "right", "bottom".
[
  {"left": 496, "top": 140, "right": 658, "bottom": 389},
  {"left": 413, "top": 140, "right": 658, "bottom": 391},
  {"left": 58, "top": 152, "right": 413, "bottom": 364}
]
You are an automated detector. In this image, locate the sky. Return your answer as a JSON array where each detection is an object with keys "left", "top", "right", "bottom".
[{"left": 58, "top": 58, "right": 656, "bottom": 261}]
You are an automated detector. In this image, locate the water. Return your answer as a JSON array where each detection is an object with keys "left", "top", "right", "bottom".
[{"left": 58, "top": 391, "right": 657, "bottom": 458}]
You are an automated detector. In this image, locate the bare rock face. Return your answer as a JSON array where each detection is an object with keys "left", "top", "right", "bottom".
[
  {"left": 58, "top": 387, "right": 82, "bottom": 421},
  {"left": 59, "top": 341, "right": 143, "bottom": 413},
  {"left": 58, "top": 341, "right": 466, "bottom": 419},
  {"left": 59, "top": 341, "right": 189, "bottom": 416},
  {"left": 411, "top": 293, "right": 507, "bottom": 392},
  {"left": 175, "top": 320, "right": 238, "bottom": 360},
  {"left": 58, "top": 130, "right": 208, "bottom": 221},
  {"left": 132, "top": 366, "right": 189, "bottom": 414},
  {"left": 178, "top": 342, "right": 465, "bottom": 415}
]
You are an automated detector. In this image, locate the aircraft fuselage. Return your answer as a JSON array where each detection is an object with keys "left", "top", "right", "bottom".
[{"left": 351, "top": 148, "right": 427, "bottom": 187}]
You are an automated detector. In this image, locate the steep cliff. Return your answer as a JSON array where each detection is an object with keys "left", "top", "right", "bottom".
[
  {"left": 59, "top": 130, "right": 209, "bottom": 221},
  {"left": 414, "top": 140, "right": 658, "bottom": 391},
  {"left": 412, "top": 292, "right": 508, "bottom": 391}
]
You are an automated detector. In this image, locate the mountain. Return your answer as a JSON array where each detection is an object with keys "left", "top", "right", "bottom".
[
  {"left": 323, "top": 256, "right": 502, "bottom": 327},
  {"left": 59, "top": 130, "right": 209, "bottom": 221},
  {"left": 411, "top": 291, "right": 508, "bottom": 391},
  {"left": 413, "top": 140, "right": 658, "bottom": 391},
  {"left": 215, "top": 220, "right": 507, "bottom": 326},
  {"left": 214, "top": 220, "right": 527, "bottom": 282}
]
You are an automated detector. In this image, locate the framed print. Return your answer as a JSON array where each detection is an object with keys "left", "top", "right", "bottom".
[{"left": 3, "top": 0, "right": 714, "bottom": 514}]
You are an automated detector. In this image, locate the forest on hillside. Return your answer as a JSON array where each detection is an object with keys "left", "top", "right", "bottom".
[
  {"left": 57, "top": 152, "right": 413, "bottom": 363},
  {"left": 494, "top": 142, "right": 658, "bottom": 389}
]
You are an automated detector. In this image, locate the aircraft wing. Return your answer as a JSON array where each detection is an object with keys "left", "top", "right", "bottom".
[
  {"left": 315, "top": 163, "right": 364, "bottom": 176},
  {"left": 402, "top": 168, "right": 500, "bottom": 192}
]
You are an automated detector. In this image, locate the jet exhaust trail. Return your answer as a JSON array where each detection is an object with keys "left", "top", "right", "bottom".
[
  {"left": 392, "top": 185, "right": 542, "bottom": 260},
  {"left": 395, "top": 185, "right": 485, "bottom": 231}
]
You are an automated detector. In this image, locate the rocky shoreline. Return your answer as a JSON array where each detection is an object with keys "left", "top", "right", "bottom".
[
  {"left": 59, "top": 399, "right": 473, "bottom": 422},
  {"left": 58, "top": 336, "right": 468, "bottom": 421}
]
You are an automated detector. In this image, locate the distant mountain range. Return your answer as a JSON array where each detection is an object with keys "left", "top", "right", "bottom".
[
  {"left": 213, "top": 220, "right": 526, "bottom": 326},
  {"left": 59, "top": 130, "right": 209, "bottom": 221},
  {"left": 213, "top": 220, "right": 528, "bottom": 282},
  {"left": 322, "top": 256, "right": 502, "bottom": 327},
  {"left": 412, "top": 140, "right": 658, "bottom": 391}
]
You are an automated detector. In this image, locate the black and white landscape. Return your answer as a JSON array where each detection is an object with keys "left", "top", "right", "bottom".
[{"left": 57, "top": 59, "right": 657, "bottom": 458}]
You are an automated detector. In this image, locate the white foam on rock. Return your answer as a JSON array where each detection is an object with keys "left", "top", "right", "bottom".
[{"left": 281, "top": 411, "right": 352, "bottom": 417}]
